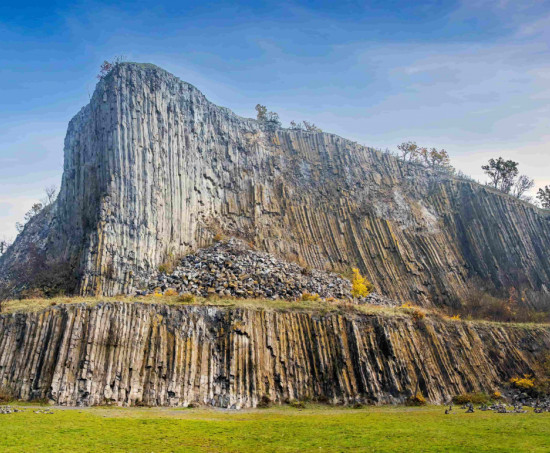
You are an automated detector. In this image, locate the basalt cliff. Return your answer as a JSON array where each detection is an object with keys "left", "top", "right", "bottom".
[
  {"left": 1, "top": 302, "right": 549, "bottom": 407},
  {"left": 1, "top": 62, "right": 549, "bottom": 307}
]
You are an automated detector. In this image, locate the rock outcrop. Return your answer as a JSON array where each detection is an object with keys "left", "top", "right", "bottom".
[
  {"left": 0, "top": 302, "right": 548, "bottom": 408},
  {"left": 1, "top": 62, "right": 549, "bottom": 307}
]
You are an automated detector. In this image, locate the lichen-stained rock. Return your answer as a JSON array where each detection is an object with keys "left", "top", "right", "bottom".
[
  {"left": 0, "top": 302, "right": 548, "bottom": 407},
  {"left": 1, "top": 62, "right": 549, "bottom": 306}
]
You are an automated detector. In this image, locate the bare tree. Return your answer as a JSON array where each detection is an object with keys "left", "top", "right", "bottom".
[
  {"left": 0, "top": 238, "right": 11, "bottom": 256},
  {"left": 15, "top": 202, "right": 44, "bottom": 234},
  {"left": 512, "top": 175, "right": 535, "bottom": 200},
  {"left": 289, "top": 120, "right": 304, "bottom": 130},
  {"left": 43, "top": 185, "right": 57, "bottom": 206},
  {"left": 302, "top": 121, "right": 322, "bottom": 132}
]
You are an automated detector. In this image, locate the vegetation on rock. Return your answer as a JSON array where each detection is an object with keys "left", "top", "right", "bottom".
[{"left": 350, "top": 267, "right": 372, "bottom": 298}]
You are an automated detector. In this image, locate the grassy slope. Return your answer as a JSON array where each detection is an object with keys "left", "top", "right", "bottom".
[{"left": 0, "top": 405, "right": 549, "bottom": 452}]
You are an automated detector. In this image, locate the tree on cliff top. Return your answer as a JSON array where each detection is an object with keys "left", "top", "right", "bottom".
[
  {"left": 482, "top": 157, "right": 534, "bottom": 200},
  {"left": 537, "top": 186, "right": 550, "bottom": 209},
  {"left": 255, "top": 104, "right": 281, "bottom": 132},
  {"left": 97, "top": 55, "right": 127, "bottom": 80},
  {"left": 482, "top": 158, "right": 518, "bottom": 193},
  {"left": 396, "top": 142, "right": 454, "bottom": 174},
  {"left": 397, "top": 141, "right": 419, "bottom": 162},
  {"left": 418, "top": 147, "right": 454, "bottom": 173}
]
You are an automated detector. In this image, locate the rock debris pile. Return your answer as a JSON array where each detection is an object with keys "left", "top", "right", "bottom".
[{"left": 143, "top": 239, "right": 354, "bottom": 300}]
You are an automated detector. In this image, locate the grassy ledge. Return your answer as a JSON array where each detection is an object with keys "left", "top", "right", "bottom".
[{"left": 1, "top": 295, "right": 549, "bottom": 329}]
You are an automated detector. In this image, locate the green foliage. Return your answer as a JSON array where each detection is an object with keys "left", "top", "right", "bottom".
[
  {"left": 537, "top": 186, "right": 550, "bottom": 209},
  {"left": 481, "top": 157, "right": 534, "bottom": 200},
  {"left": 255, "top": 104, "right": 281, "bottom": 132},
  {"left": 482, "top": 157, "right": 519, "bottom": 192},
  {"left": 1, "top": 406, "right": 549, "bottom": 452}
]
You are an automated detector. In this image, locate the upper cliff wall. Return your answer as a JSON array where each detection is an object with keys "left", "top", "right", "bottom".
[{"left": 1, "top": 62, "right": 549, "bottom": 306}]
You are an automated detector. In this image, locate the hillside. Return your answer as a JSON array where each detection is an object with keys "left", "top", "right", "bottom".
[{"left": 1, "top": 62, "right": 549, "bottom": 308}]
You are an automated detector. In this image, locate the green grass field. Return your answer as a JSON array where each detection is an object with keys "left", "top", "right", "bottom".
[{"left": 0, "top": 404, "right": 548, "bottom": 452}]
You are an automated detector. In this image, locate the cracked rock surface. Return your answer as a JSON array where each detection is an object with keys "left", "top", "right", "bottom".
[{"left": 0, "top": 302, "right": 549, "bottom": 408}]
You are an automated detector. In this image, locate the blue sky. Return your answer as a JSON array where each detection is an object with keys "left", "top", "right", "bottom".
[{"left": 1, "top": 0, "right": 549, "bottom": 239}]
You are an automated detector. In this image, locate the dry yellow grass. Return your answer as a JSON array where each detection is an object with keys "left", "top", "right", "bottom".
[{"left": 1, "top": 294, "right": 547, "bottom": 328}]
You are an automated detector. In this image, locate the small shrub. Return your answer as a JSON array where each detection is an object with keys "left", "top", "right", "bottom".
[
  {"left": 492, "top": 391, "right": 503, "bottom": 400},
  {"left": 400, "top": 302, "right": 426, "bottom": 321},
  {"left": 158, "top": 262, "right": 175, "bottom": 275},
  {"left": 164, "top": 288, "right": 178, "bottom": 297},
  {"left": 20, "top": 288, "right": 46, "bottom": 299},
  {"left": 510, "top": 375, "right": 535, "bottom": 390},
  {"left": 452, "top": 392, "right": 492, "bottom": 405},
  {"left": 300, "top": 266, "right": 313, "bottom": 276},
  {"left": 288, "top": 400, "right": 306, "bottom": 409},
  {"left": 257, "top": 395, "right": 271, "bottom": 408},
  {"left": 301, "top": 292, "right": 320, "bottom": 302},
  {"left": 449, "top": 314, "right": 461, "bottom": 320},
  {"left": 351, "top": 268, "right": 373, "bottom": 298},
  {"left": 178, "top": 293, "right": 196, "bottom": 303},
  {"left": 213, "top": 233, "right": 225, "bottom": 243},
  {"left": 412, "top": 308, "right": 426, "bottom": 321},
  {"left": 0, "top": 387, "right": 14, "bottom": 403},
  {"left": 406, "top": 393, "right": 427, "bottom": 406}
]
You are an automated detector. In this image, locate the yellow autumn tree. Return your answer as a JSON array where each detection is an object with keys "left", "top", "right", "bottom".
[{"left": 351, "top": 268, "right": 373, "bottom": 298}]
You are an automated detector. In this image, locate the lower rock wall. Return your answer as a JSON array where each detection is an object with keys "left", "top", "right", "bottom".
[{"left": 0, "top": 303, "right": 548, "bottom": 408}]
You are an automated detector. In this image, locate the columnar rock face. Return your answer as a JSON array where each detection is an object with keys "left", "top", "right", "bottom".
[
  {"left": 0, "top": 303, "right": 548, "bottom": 407},
  {"left": 1, "top": 62, "right": 549, "bottom": 306}
]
